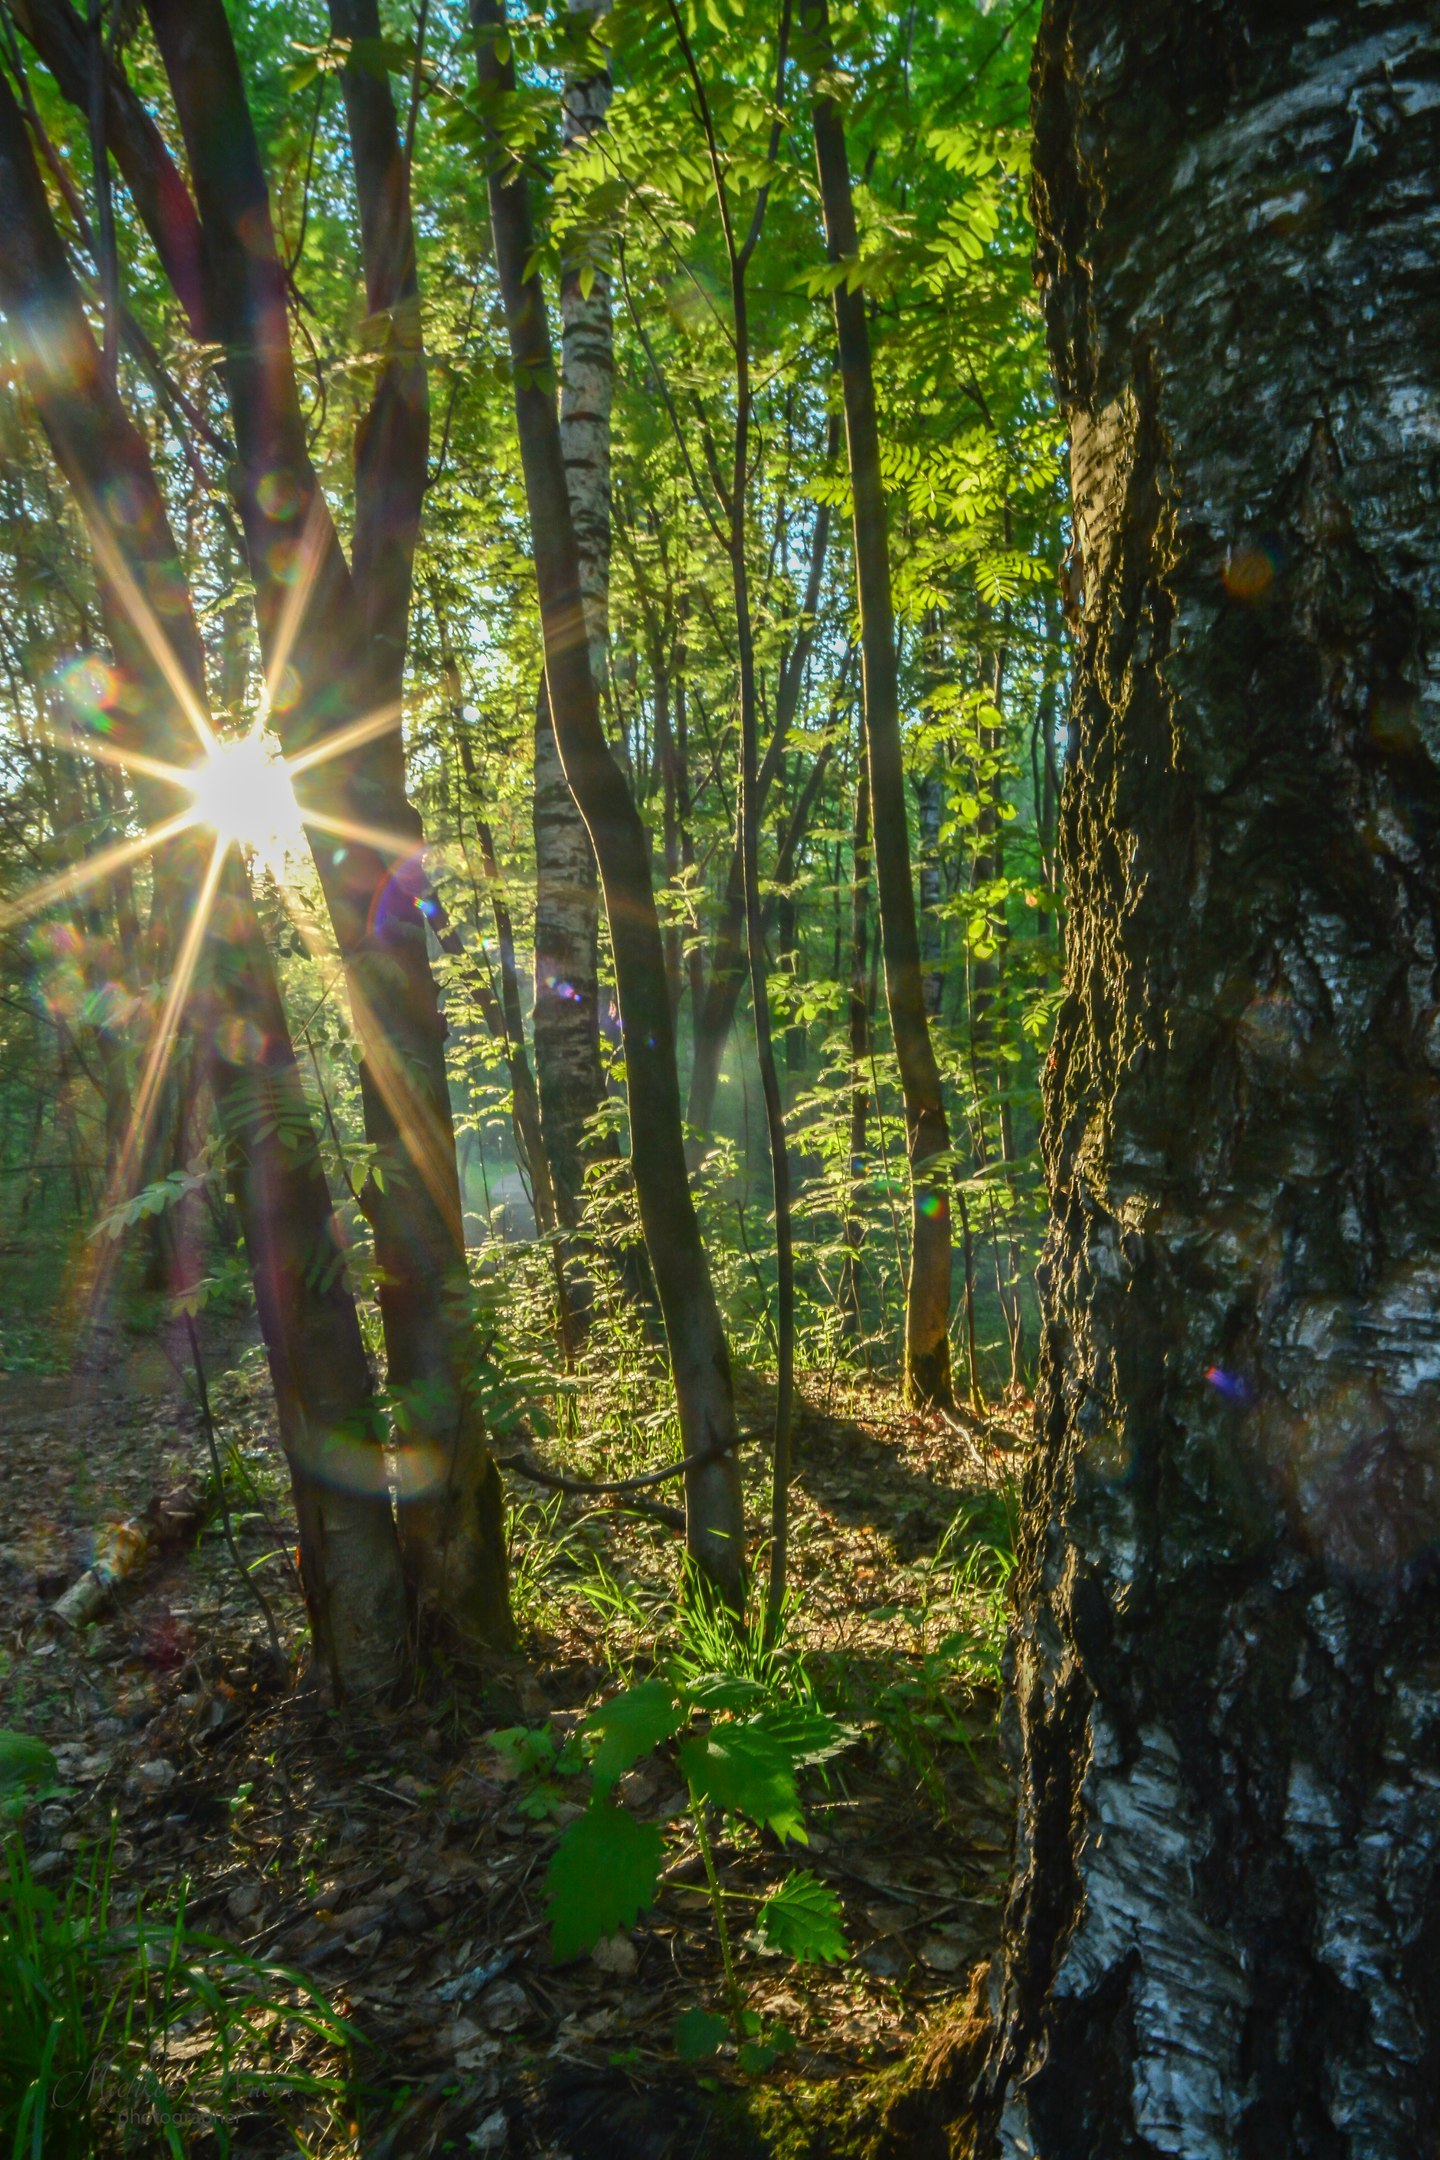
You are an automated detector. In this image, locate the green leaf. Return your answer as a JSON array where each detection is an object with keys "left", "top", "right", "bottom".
[
  {"left": 546, "top": 1801, "right": 664, "bottom": 1960},
  {"left": 674, "top": 2006, "right": 729, "bottom": 2062},
  {"left": 750, "top": 1705, "right": 854, "bottom": 1768},
  {"left": 679, "top": 1723, "right": 806, "bottom": 1843},
  {"left": 753, "top": 1870, "right": 849, "bottom": 1965},
  {"left": 0, "top": 1730, "right": 59, "bottom": 1815},
  {"left": 581, "top": 1679, "right": 685, "bottom": 1793},
  {"left": 491, "top": 1724, "right": 557, "bottom": 1777},
  {"left": 684, "top": 1672, "right": 765, "bottom": 1715}
]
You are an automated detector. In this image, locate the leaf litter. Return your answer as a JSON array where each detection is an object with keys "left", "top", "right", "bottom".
[{"left": 0, "top": 1333, "right": 1019, "bottom": 2156}]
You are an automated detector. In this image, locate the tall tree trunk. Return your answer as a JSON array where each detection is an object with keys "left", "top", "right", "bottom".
[
  {"left": 0, "top": 77, "right": 407, "bottom": 1698},
  {"left": 968, "top": 630, "right": 1025, "bottom": 1380},
  {"left": 473, "top": 0, "right": 745, "bottom": 1607},
  {"left": 840, "top": 755, "right": 871, "bottom": 1335},
  {"left": 944, "top": 8, "right": 1440, "bottom": 2154},
  {"left": 686, "top": 466, "right": 834, "bottom": 1141},
  {"left": 531, "top": 0, "right": 613, "bottom": 1230},
  {"left": 918, "top": 767, "right": 944, "bottom": 1020},
  {"left": 666, "top": 0, "right": 797, "bottom": 1623},
  {"left": 806, "top": 0, "right": 954, "bottom": 1409},
  {"left": 138, "top": 0, "right": 512, "bottom": 1656},
  {"left": 202, "top": 853, "right": 409, "bottom": 1701},
  {"left": 18, "top": 0, "right": 508, "bottom": 1652}
]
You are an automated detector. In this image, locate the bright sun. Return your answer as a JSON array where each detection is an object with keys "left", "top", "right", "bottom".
[{"left": 187, "top": 732, "right": 307, "bottom": 875}]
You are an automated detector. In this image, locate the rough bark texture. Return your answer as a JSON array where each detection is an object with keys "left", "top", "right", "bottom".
[
  {"left": 533, "top": 682, "right": 603, "bottom": 1226},
  {"left": 531, "top": 0, "right": 611, "bottom": 1231},
  {"left": 975, "top": 6, "right": 1440, "bottom": 2155}
]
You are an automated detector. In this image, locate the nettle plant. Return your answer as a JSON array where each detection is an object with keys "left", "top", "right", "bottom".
[{"left": 498, "top": 1672, "right": 852, "bottom": 2069}]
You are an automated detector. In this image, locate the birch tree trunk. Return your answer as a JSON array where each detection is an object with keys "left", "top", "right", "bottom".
[
  {"left": 924, "top": 7, "right": 1440, "bottom": 2153},
  {"left": 531, "top": 0, "right": 612, "bottom": 1230}
]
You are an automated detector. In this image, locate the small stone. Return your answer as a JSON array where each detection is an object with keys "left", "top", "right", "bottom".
[
  {"left": 590, "top": 1932, "right": 637, "bottom": 1977},
  {"left": 227, "top": 1883, "right": 262, "bottom": 1924},
  {"left": 919, "top": 1934, "right": 969, "bottom": 1974},
  {"left": 479, "top": 1979, "right": 530, "bottom": 2032},
  {"left": 468, "top": 2109, "right": 508, "bottom": 2153},
  {"left": 447, "top": 2018, "right": 501, "bottom": 2072},
  {"left": 131, "top": 1758, "right": 177, "bottom": 1793}
]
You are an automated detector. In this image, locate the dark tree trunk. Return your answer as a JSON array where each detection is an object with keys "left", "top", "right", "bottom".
[
  {"left": 806, "top": 0, "right": 954, "bottom": 1408},
  {"left": 472, "top": 0, "right": 745, "bottom": 1606},
  {"left": 955, "top": 7, "right": 1440, "bottom": 2156},
  {"left": 0, "top": 74, "right": 407, "bottom": 1698},
  {"left": 840, "top": 756, "right": 871, "bottom": 1334},
  {"left": 137, "top": 0, "right": 512, "bottom": 1658},
  {"left": 685, "top": 465, "right": 834, "bottom": 1143}
]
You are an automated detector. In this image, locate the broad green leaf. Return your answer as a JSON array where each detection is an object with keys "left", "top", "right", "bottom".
[
  {"left": 685, "top": 1672, "right": 765, "bottom": 1715},
  {"left": 750, "top": 1705, "right": 854, "bottom": 1768},
  {"left": 679, "top": 1723, "right": 805, "bottom": 1843},
  {"left": 674, "top": 2006, "right": 729, "bottom": 2061},
  {"left": 753, "top": 1871, "right": 849, "bottom": 1965},
  {"left": 581, "top": 1679, "right": 685, "bottom": 1792},
  {"left": 546, "top": 1801, "right": 664, "bottom": 1961}
]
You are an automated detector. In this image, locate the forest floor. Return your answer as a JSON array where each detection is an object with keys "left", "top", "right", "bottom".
[{"left": 0, "top": 1313, "right": 1025, "bottom": 2159}]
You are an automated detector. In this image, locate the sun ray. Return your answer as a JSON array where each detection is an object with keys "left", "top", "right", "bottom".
[
  {"left": 285, "top": 698, "right": 404, "bottom": 779},
  {"left": 41, "top": 727, "right": 191, "bottom": 793},
  {"left": 0, "top": 808, "right": 197, "bottom": 933},
  {"left": 259, "top": 498, "right": 332, "bottom": 725},
  {"left": 107, "top": 835, "right": 228, "bottom": 1213},
  {"left": 334, "top": 964, "right": 463, "bottom": 1228},
  {"left": 70, "top": 834, "right": 228, "bottom": 1354},
  {"left": 300, "top": 807, "right": 425, "bottom": 859},
  {"left": 82, "top": 511, "right": 217, "bottom": 756}
]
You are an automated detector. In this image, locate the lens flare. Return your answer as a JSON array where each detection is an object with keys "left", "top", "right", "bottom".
[{"left": 187, "top": 732, "right": 307, "bottom": 877}]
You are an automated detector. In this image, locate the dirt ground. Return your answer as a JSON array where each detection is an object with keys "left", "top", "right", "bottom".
[{"left": 0, "top": 1320, "right": 1023, "bottom": 2157}]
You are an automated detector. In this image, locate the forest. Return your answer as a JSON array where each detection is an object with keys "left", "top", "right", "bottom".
[{"left": 0, "top": 1, "right": 1435, "bottom": 2155}]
